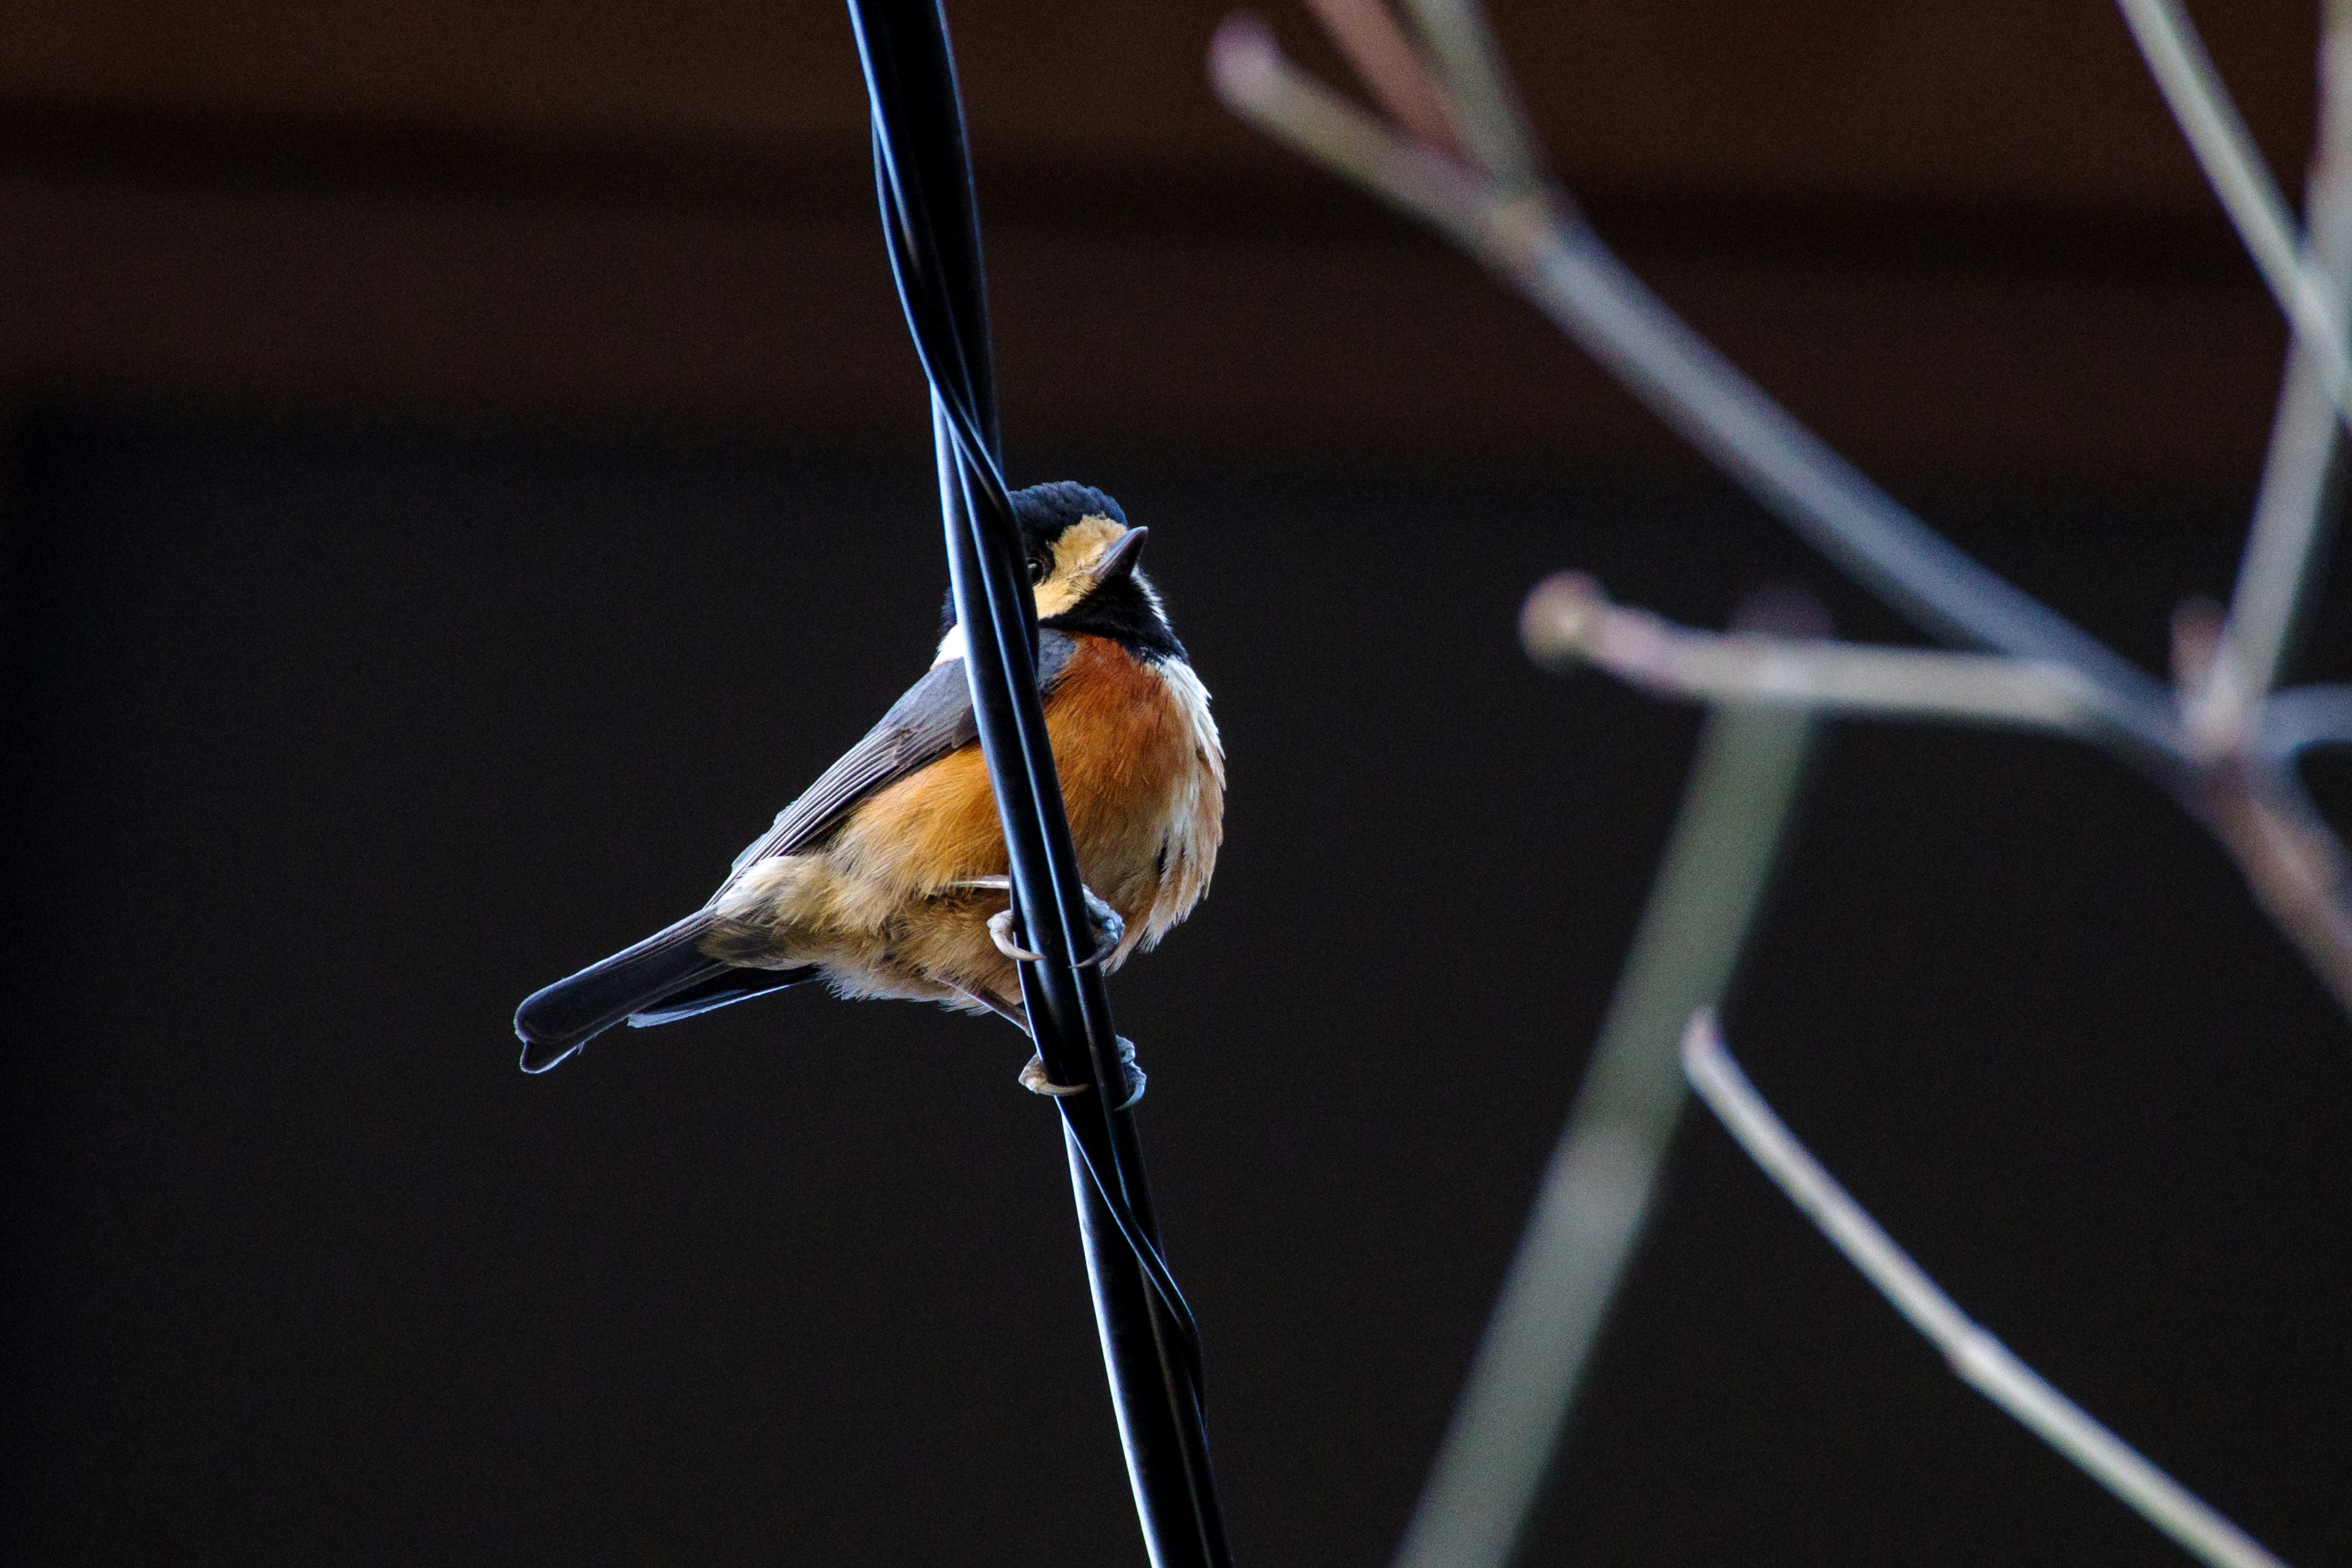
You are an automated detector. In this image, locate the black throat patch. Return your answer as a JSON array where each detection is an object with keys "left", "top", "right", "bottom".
[{"left": 1042, "top": 575, "right": 1186, "bottom": 664}]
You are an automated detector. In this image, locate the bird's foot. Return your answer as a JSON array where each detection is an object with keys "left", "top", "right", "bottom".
[
  {"left": 1019, "top": 1052, "right": 1090, "bottom": 1097},
  {"left": 982, "top": 884, "right": 1125, "bottom": 968},
  {"left": 1078, "top": 888, "right": 1126, "bottom": 968},
  {"left": 1017, "top": 1036, "right": 1146, "bottom": 1109},
  {"left": 1110, "top": 1035, "right": 1146, "bottom": 1107},
  {"left": 987, "top": 906, "right": 1046, "bottom": 963}
]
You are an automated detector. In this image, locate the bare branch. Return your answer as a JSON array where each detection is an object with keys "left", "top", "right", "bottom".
[
  {"left": 1683, "top": 1012, "right": 2293, "bottom": 1568},
  {"left": 2135, "top": 4, "right": 2352, "bottom": 1019},
  {"left": 1397, "top": 685, "right": 1816, "bottom": 1568},
  {"left": 2196, "top": 763, "right": 2352, "bottom": 1017},
  {"left": 2113, "top": 0, "right": 2351, "bottom": 396},
  {"left": 2258, "top": 683, "right": 2352, "bottom": 756},
  {"left": 1521, "top": 572, "right": 2104, "bottom": 737},
  {"left": 1394, "top": 0, "right": 1545, "bottom": 193},
  {"left": 1209, "top": 20, "right": 2182, "bottom": 757},
  {"left": 1216, "top": 5, "right": 2352, "bottom": 1019},
  {"left": 1302, "top": 0, "right": 1466, "bottom": 160},
  {"left": 2203, "top": 9, "right": 2352, "bottom": 731},
  {"left": 2169, "top": 606, "right": 2352, "bottom": 1015}
]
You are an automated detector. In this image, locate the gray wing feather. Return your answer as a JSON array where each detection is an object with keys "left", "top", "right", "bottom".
[{"left": 725, "top": 631, "right": 1080, "bottom": 876}]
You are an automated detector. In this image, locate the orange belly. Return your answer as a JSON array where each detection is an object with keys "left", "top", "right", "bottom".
[{"left": 707, "top": 635, "right": 1223, "bottom": 1011}]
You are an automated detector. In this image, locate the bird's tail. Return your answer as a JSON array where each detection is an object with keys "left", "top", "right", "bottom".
[{"left": 515, "top": 911, "right": 811, "bottom": 1072}]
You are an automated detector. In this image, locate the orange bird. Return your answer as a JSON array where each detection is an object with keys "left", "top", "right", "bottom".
[{"left": 514, "top": 483, "right": 1224, "bottom": 1096}]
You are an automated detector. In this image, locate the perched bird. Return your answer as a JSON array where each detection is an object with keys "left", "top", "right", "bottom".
[{"left": 513, "top": 482, "right": 1224, "bottom": 1093}]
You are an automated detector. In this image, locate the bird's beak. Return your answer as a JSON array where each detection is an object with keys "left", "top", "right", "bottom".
[{"left": 1093, "top": 526, "right": 1148, "bottom": 583}]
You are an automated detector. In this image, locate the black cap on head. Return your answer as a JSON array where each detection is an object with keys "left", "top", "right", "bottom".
[{"left": 1011, "top": 481, "right": 1127, "bottom": 549}]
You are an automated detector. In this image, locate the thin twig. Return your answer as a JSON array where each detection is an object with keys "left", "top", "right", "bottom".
[
  {"left": 2171, "top": 605, "right": 2352, "bottom": 1020},
  {"left": 1216, "top": 4, "right": 2352, "bottom": 1017},
  {"left": 2204, "top": 7, "right": 2352, "bottom": 734},
  {"left": 2259, "top": 682, "right": 2352, "bottom": 755},
  {"left": 2113, "top": 0, "right": 2351, "bottom": 401},
  {"left": 1396, "top": 650, "right": 1817, "bottom": 1568},
  {"left": 1303, "top": 0, "right": 1465, "bottom": 161},
  {"left": 1216, "top": 4, "right": 2342, "bottom": 1559},
  {"left": 2199, "top": 766, "right": 2352, "bottom": 1012},
  {"left": 1208, "top": 18, "right": 2184, "bottom": 758},
  {"left": 1393, "top": 0, "right": 1544, "bottom": 192},
  {"left": 2127, "top": 0, "right": 2352, "bottom": 1014},
  {"left": 1521, "top": 572, "right": 2103, "bottom": 737},
  {"left": 1682, "top": 1012, "right": 2293, "bottom": 1568}
]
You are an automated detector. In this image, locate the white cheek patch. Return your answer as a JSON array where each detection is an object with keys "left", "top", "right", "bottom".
[{"left": 933, "top": 620, "right": 968, "bottom": 667}]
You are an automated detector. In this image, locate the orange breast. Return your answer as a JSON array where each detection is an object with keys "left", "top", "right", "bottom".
[
  {"left": 831, "top": 636, "right": 1196, "bottom": 918},
  {"left": 1048, "top": 637, "right": 1199, "bottom": 913}
]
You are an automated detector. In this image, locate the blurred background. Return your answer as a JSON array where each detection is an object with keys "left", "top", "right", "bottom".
[{"left": 1, "top": 1, "right": 2346, "bottom": 1562}]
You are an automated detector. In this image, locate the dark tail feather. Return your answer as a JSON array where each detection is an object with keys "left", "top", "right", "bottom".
[
  {"left": 627, "top": 963, "right": 818, "bottom": 1027},
  {"left": 515, "top": 912, "right": 730, "bottom": 1073}
]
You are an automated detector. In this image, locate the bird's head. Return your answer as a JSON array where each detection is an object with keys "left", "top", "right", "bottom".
[
  {"left": 1014, "top": 482, "right": 1147, "bottom": 608},
  {"left": 937, "top": 481, "right": 1184, "bottom": 664}
]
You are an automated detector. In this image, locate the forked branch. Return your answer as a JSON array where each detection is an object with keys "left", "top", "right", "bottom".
[
  {"left": 1684, "top": 1012, "right": 2291, "bottom": 1568},
  {"left": 1210, "top": 0, "right": 2352, "bottom": 1023},
  {"left": 1212, "top": 3, "right": 2352, "bottom": 1562}
]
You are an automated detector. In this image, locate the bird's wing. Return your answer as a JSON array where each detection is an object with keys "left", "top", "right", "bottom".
[{"left": 725, "top": 631, "right": 1081, "bottom": 875}]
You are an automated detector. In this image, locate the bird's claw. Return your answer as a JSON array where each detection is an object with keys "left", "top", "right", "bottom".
[
  {"left": 1018, "top": 1036, "right": 1147, "bottom": 1109},
  {"left": 989, "top": 907, "right": 1046, "bottom": 963},
  {"left": 986, "top": 887, "right": 1125, "bottom": 968},
  {"left": 1019, "top": 1052, "right": 1090, "bottom": 1096},
  {"left": 1077, "top": 888, "right": 1125, "bottom": 968},
  {"left": 1110, "top": 1035, "right": 1146, "bottom": 1107}
]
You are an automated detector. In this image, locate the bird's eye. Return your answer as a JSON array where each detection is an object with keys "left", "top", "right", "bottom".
[{"left": 1027, "top": 553, "right": 1050, "bottom": 584}]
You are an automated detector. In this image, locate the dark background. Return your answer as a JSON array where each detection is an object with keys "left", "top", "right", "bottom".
[{"left": 1, "top": 2, "right": 2347, "bottom": 1564}]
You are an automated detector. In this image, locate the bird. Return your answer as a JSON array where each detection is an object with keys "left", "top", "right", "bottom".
[{"left": 513, "top": 481, "right": 1224, "bottom": 1097}]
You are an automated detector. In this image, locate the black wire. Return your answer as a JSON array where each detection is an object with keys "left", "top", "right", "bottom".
[
  {"left": 845, "top": 2, "right": 1231, "bottom": 1562},
  {"left": 862, "top": 0, "right": 1188, "bottom": 1371},
  {"left": 858, "top": 9, "right": 1202, "bottom": 1360},
  {"left": 1055, "top": 1100, "right": 1204, "bottom": 1383},
  {"left": 916, "top": 254, "right": 1207, "bottom": 1371}
]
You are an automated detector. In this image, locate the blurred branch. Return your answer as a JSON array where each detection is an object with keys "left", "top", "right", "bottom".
[
  {"left": 1209, "top": 16, "right": 2184, "bottom": 759},
  {"left": 1396, "top": 630, "right": 1816, "bottom": 1568},
  {"left": 1392, "top": 0, "right": 1544, "bottom": 194},
  {"left": 2201, "top": 9, "right": 2352, "bottom": 736},
  {"left": 2112, "top": 0, "right": 2350, "bottom": 399},
  {"left": 2171, "top": 605, "right": 2352, "bottom": 1017},
  {"left": 1508, "top": 566, "right": 2352, "bottom": 1017},
  {"left": 1215, "top": 0, "right": 2352, "bottom": 1022},
  {"left": 1302, "top": 0, "right": 1464, "bottom": 161},
  {"left": 1213, "top": 3, "right": 2351, "bottom": 1562},
  {"left": 1520, "top": 572, "right": 2103, "bottom": 737},
  {"left": 2260, "top": 683, "right": 2352, "bottom": 756},
  {"left": 1683, "top": 1012, "right": 2292, "bottom": 1568},
  {"left": 2195, "top": 763, "right": 2352, "bottom": 1014}
]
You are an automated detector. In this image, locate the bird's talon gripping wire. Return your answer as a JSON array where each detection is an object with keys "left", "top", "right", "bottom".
[
  {"left": 1017, "top": 1035, "right": 1147, "bottom": 1107},
  {"left": 1076, "top": 887, "right": 1125, "bottom": 968},
  {"left": 985, "top": 889, "right": 1124, "bottom": 968},
  {"left": 1020, "top": 1052, "right": 1091, "bottom": 1096},
  {"left": 1109, "top": 1033, "right": 1146, "bottom": 1109},
  {"left": 989, "top": 907, "right": 1047, "bottom": 963}
]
